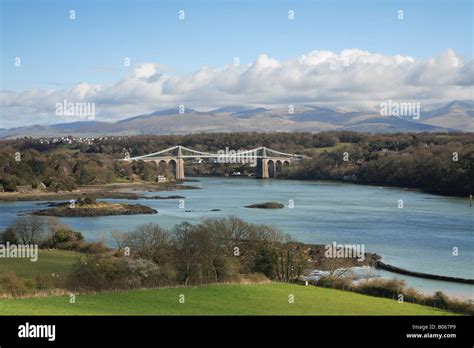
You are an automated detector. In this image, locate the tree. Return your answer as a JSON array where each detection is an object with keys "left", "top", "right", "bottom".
[
  {"left": 123, "top": 223, "right": 171, "bottom": 264},
  {"left": 252, "top": 244, "right": 278, "bottom": 279},
  {"left": 11, "top": 216, "right": 46, "bottom": 244},
  {"left": 46, "top": 217, "right": 64, "bottom": 246},
  {"left": 1, "top": 227, "right": 18, "bottom": 243},
  {"left": 172, "top": 222, "right": 201, "bottom": 286}
]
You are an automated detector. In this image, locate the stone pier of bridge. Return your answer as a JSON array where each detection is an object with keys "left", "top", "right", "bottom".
[
  {"left": 152, "top": 157, "right": 185, "bottom": 180},
  {"left": 257, "top": 157, "right": 292, "bottom": 179}
]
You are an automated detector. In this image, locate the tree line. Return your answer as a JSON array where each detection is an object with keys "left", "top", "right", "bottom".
[
  {"left": 1, "top": 216, "right": 310, "bottom": 291},
  {"left": 1, "top": 131, "right": 473, "bottom": 195}
]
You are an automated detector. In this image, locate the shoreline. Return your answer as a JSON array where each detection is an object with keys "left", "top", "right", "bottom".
[
  {"left": 186, "top": 174, "right": 472, "bottom": 199},
  {"left": 1, "top": 176, "right": 470, "bottom": 201},
  {"left": 0, "top": 181, "right": 198, "bottom": 202}
]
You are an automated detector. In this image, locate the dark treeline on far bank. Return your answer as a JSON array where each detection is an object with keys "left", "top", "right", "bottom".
[{"left": 0, "top": 131, "right": 473, "bottom": 196}]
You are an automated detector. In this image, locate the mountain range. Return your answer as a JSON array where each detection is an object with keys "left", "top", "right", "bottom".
[{"left": 1, "top": 100, "right": 473, "bottom": 139}]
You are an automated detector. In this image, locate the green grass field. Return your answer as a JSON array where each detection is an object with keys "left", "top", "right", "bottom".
[
  {"left": 0, "top": 283, "right": 455, "bottom": 316},
  {"left": 0, "top": 250, "right": 79, "bottom": 279},
  {"left": 309, "top": 142, "right": 353, "bottom": 154},
  {"left": 0, "top": 250, "right": 456, "bottom": 315}
]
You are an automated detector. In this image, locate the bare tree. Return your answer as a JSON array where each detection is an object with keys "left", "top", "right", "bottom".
[
  {"left": 46, "top": 216, "right": 66, "bottom": 246},
  {"left": 172, "top": 222, "right": 201, "bottom": 286},
  {"left": 111, "top": 230, "right": 128, "bottom": 252},
  {"left": 123, "top": 223, "right": 171, "bottom": 263},
  {"left": 319, "top": 257, "right": 354, "bottom": 278},
  {"left": 12, "top": 216, "right": 46, "bottom": 244}
]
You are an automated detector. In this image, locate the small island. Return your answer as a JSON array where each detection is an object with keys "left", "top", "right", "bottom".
[
  {"left": 245, "top": 202, "right": 284, "bottom": 209},
  {"left": 31, "top": 196, "right": 157, "bottom": 217}
]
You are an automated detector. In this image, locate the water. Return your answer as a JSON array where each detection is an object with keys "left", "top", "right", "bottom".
[{"left": 1, "top": 177, "right": 472, "bottom": 299}]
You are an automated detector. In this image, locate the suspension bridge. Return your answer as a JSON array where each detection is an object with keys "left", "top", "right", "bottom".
[{"left": 121, "top": 145, "right": 304, "bottom": 179}]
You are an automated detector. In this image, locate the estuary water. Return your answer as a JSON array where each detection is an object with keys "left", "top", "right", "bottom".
[{"left": 1, "top": 177, "right": 472, "bottom": 299}]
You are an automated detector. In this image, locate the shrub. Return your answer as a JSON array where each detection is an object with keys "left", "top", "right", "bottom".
[
  {"left": 67, "top": 255, "right": 137, "bottom": 291},
  {"left": 252, "top": 244, "right": 278, "bottom": 279},
  {"left": 0, "top": 272, "right": 30, "bottom": 296},
  {"left": 403, "top": 287, "right": 421, "bottom": 303},
  {"left": 213, "top": 255, "right": 241, "bottom": 282},
  {"left": 356, "top": 278, "right": 406, "bottom": 298},
  {"left": 54, "top": 240, "right": 84, "bottom": 251},
  {"left": 34, "top": 273, "right": 62, "bottom": 290},
  {"left": 1, "top": 227, "right": 18, "bottom": 244},
  {"left": 54, "top": 228, "right": 84, "bottom": 244},
  {"left": 126, "top": 258, "right": 176, "bottom": 287},
  {"left": 238, "top": 273, "right": 270, "bottom": 284},
  {"left": 1, "top": 179, "right": 17, "bottom": 192},
  {"left": 78, "top": 196, "right": 96, "bottom": 205},
  {"left": 433, "top": 291, "right": 449, "bottom": 309},
  {"left": 317, "top": 275, "right": 353, "bottom": 290},
  {"left": 78, "top": 241, "right": 108, "bottom": 254},
  {"left": 443, "top": 298, "right": 474, "bottom": 315}
]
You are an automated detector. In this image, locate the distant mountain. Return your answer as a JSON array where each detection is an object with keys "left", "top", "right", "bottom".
[
  {"left": 116, "top": 108, "right": 197, "bottom": 123},
  {"left": 0, "top": 101, "right": 471, "bottom": 139},
  {"left": 423, "top": 100, "right": 474, "bottom": 119},
  {"left": 420, "top": 100, "right": 474, "bottom": 131},
  {"left": 345, "top": 115, "right": 452, "bottom": 133},
  {"left": 231, "top": 108, "right": 270, "bottom": 118},
  {"left": 290, "top": 106, "right": 359, "bottom": 124},
  {"left": 50, "top": 121, "right": 113, "bottom": 131},
  {"left": 210, "top": 106, "right": 254, "bottom": 113}
]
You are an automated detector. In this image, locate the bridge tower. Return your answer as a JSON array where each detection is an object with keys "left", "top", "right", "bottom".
[
  {"left": 256, "top": 147, "right": 269, "bottom": 179},
  {"left": 175, "top": 146, "right": 185, "bottom": 180}
]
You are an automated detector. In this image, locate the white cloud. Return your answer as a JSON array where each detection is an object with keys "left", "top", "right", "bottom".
[{"left": 0, "top": 49, "right": 472, "bottom": 128}]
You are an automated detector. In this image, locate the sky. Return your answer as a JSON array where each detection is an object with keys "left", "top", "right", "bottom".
[{"left": 0, "top": 0, "right": 473, "bottom": 128}]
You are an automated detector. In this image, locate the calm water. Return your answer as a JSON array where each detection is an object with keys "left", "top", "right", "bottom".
[{"left": 1, "top": 177, "right": 473, "bottom": 299}]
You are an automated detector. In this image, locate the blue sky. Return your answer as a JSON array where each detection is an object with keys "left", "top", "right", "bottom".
[
  {"left": 0, "top": 0, "right": 472, "bottom": 128},
  {"left": 1, "top": 0, "right": 472, "bottom": 91}
]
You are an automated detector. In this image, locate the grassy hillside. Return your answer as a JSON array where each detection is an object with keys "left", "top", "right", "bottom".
[
  {"left": 0, "top": 250, "right": 78, "bottom": 278},
  {"left": 0, "top": 250, "right": 457, "bottom": 315},
  {"left": 0, "top": 283, "right": 455, "bottom": 316}
]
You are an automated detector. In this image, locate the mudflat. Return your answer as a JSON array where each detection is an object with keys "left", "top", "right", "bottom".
[{"left": 0, "top": 181, "right": 198, "bottom": 202}]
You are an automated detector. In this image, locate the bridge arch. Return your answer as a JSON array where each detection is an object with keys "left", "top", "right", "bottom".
[
  {"left": 156, "top": 160, "right": 169, "bottom": 177},
  {"left": 275, "top": 160, "right": 283, "bottom": 177},
  {"left": 267, "top": 159, "right": 275, "bottom": 178},
  {"left": 168, "top": 159, "right": 177, "bottom": 179}
]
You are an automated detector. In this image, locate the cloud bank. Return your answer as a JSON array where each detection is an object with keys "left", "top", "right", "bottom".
[{"left": 1, "top": 49, "right": 472, "bottom": 128}]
